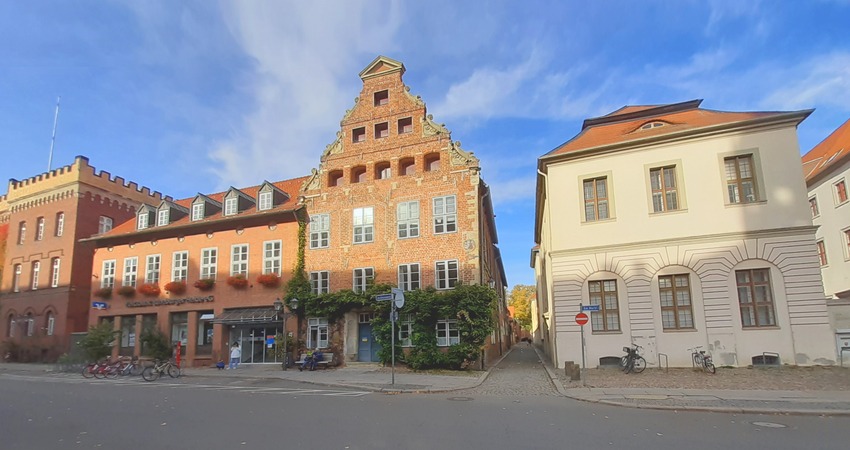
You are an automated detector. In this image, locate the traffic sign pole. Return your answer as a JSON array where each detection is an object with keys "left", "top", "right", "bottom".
[{"left": 578, "top": 304, "right": 587, "bottom": 387}]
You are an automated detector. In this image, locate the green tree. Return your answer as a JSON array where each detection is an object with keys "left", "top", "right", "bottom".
[
  {"left": 140, "top": 328, "right": 173, "bottom": 361},
  {"left": 77, "top": 322, "right": 119, "bottom": 362},
  {"left": 508, "top": 284, "right": 535, "bottom": 331}
]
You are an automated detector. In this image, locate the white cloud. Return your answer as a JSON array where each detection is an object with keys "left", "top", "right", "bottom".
[
  {"left": 488, "top": 175, "right": 537, "bottom": 207},
  {"left": 760, "top": 52, "right": 850, "bottom": 110}
]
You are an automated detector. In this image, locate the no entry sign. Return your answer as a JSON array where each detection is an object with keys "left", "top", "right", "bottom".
[{"left": 575, "top": 312, "right": 589, "bottom": 326}]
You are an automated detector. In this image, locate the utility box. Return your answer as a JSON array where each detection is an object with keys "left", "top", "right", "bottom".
[{"left": 837, "top": 330, "right": 850, "bottom": 367}]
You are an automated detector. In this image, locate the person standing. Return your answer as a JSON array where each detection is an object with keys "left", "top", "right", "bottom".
[{"left": 229, "top": 342, "right": 241, "bottom": 369}]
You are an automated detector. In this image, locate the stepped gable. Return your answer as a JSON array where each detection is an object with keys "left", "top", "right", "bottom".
[
  {"left": 545, "top": 100, "right": 810, "bottom": 157},
  {"left": 802, "top": 117, "right": 850, "bottom": 184}
]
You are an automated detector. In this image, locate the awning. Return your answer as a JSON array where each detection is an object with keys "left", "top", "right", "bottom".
[
  {"left": 199, "top": 313, "right": 215, "bottom": 321},
  {"left": 212, "top": 308, "right": 278, "bottom": 324}
]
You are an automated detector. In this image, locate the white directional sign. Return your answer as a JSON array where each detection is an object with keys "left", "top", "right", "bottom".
[
  {"left": 375, "top": 293, "right": 394, "bottom": 302},
  {"left": 391, "top": 287, "right": 405, "bottom": 308}
]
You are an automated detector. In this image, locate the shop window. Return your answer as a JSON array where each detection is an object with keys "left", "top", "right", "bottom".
[
  {"left": 120, "top": 316, "right": 136, "bottom": 356},
  {"left": 197, "top": 311, "right": 215, "bottom": 354},
  {"left": 171, "top": 312, "right": 189, "bottom": 351}
]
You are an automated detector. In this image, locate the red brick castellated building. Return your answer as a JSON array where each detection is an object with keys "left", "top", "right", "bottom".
[{"left": 0, "top": 156, "right": 170, "bottom": 361}]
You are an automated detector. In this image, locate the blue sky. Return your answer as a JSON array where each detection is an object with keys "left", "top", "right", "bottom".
[{"left": 2, "top": 1, "right": 849, "bottom": 288}]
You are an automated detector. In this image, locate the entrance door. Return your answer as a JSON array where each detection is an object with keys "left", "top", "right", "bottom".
[
  {"left": 357, "top": 321, "right": 383, "bottom": 362},
  {"left": 230, "top": 325, "right": 282, "bottom": 364}
]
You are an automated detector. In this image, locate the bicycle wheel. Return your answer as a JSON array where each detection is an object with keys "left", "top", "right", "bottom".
[
  {"left": 704, "top": 362, "right": 716, "bottom": 374},
  {"left": 141, "top": 366, "right": 160, "bottom": 382},
  {"left": 127, "top": 364, "right": 142, "bottom": 376},
  {"left": 692, "top": 353, "right": 702, "bottom": 368},
  {"left": 620, "top": 355, "right": 629, "bottom": 371},
  {"left": 93, "top": 366, "right": 107, "bottom": 379},
  {"left": 104, "top": 366, "right": 120, "bottom": 379},
  {"left": 82, "top": 364, "right": 96, "bottom": 379},
  {"left": 623, "top": 358, "right": 634, "bottom": 374},
  {"left": 632, "top": 356, "right": 647, "bottom": 373},
  {"left": 167, "top": 364, "right": 181, "bottom": 378}
]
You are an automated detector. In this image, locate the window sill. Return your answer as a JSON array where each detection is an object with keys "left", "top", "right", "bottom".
[
  {"left": 742, "top": 326, "right": 780, "bottom": 331},
  {"left": 662, "top": 328, "right": 698, "bottom": 333},
  {"left": 591, "top": 331, "right": 622, "bottom": 335},
  {"left": 724, "top": 199, "right": 767, "bottom": 208},
  {"left": 649, "top": 208, "right": 688, "bottom": 216},
  {"left": 836, "top": 200, "right": 849, "bottom": 208},
  {"left": 582, "top": 218, "right": 616, "bottom": 225}
]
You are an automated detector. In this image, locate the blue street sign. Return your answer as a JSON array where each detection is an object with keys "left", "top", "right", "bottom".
[
  {"left": 92, "top": 302, "right": 108, "bottom": 310},
  {"left": 581, "top": 305, "right": 601, "bottom": 312},
  {"left": 375, "top": 293, "right": 394, "bottom": 302}
]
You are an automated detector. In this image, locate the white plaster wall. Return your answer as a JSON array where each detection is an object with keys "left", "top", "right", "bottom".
[{"left": 809, "top": 158, "right": 850, "bottom": 301}]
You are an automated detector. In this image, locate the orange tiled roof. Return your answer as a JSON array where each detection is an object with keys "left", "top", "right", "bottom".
[
  {"left": 102, "top": 176, "right": 309, "bottom": 238},
  {"left": 545, "top": 100, "right": 801, "bottom": 157},
  {"left": 802, "top": 118, "right": 850, "bottom": 183}
]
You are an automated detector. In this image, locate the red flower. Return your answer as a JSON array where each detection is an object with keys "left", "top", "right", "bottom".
[
  {"left": 117, "top": 286, "right": 136, "bottom": 297},
  {"left": 194, "top": 278, "right": 215, "bottom": 291},
  {"left": 165, "top": 281, "right": 187, "bottom": 295},
  {"left": 94, "top": 287, "right": 113, "bottom": 299},
  {"left": 227, "top": 275, "right": 249, "bottom": 289},
  {"left": 138, "top": 283, "right": 161, "bottom": 297},
  {"left": 256, "top": 273, "right": 280, "bottom": 288}
]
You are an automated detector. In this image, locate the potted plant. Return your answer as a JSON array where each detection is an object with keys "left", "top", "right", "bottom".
[
  {"left": 117, "top": 286, "right": 136, "bottom": 297},
  {"left": 164, "top": 281, "right": 187, "bottom": 295},
  {"left": 256, "top": 273, "right": 280, "bottom": 288},
  {"left": 194, "top": 278, "right": 215, "bottom": 291},
  {"left": 93, "top": 287, "right": 112, "bottom": 299},
  {"left": 138, "top": 283, "right": 161, "bottom": 297},
  {"left": 227, "top": 274, "right": 249, "bottom": 289}
]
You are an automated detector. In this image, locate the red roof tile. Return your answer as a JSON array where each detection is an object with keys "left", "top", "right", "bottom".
[{"left": 802, "top": 118, "right": 850, "bottom": 183}]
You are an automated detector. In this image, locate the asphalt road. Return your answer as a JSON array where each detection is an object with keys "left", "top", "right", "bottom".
[{"left": 0, "top": 374, "right": 847, "bottom": 449}]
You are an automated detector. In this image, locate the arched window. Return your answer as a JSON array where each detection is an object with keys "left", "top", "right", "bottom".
[
  {"left": 375, "top": 162, "right": 391, "bottom": 180},
  {"left": 26, "top": 313, "right": 34, "bottom": 337},
  {"left": 328, "top": 170, "right": 344, "bottom": 187},
  {"left": 45, "top": 312, "right": 55, "bottom": 336},
  {"left": 7, "top": 315, "right": 15, "bottom": 338},
  {"left": 424, "top": 153, "right": 441, "bottom": 172},
  {"left": 351, "top": 166, "right": 367, "bottom": 184},
  {"left": 399, "top": 157, "right": 415, "bottom": 176}
]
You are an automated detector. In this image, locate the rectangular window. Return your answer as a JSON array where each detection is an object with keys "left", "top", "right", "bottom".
[
  {"left": 310, "top": 271, "right": 329, "bottom": 295},
  {"left": 259, "top": 191, "right": 273, "bottom": 211},
  {"left": 55, "top": 212, "right": 64, "bottom": 237},
  {"left": 200, "top": 248, "right": 217, "bottom": 280},
  {"left": 583, "top": 177, "right": 609, "bottom": 221},
  {"left": 137, "top": 213, "right": 149, "bottom": 230},
  {"left": 192, "top": 203, "right": 204, "bottom": 221},
  {"left": 146, "top": 255, "right": 161, "bottom": 284},
  {"left": 18, "top": 221, "right": 26, "bottom": 244},
  {"left": 197, "top": 310, "right": 214, "bottom": 350},
  {"left": 230, "top": 244, "right": 249, "bottom": 276},
  {"left": 309, "top": 214, "right": 329, "bottom": 249},
  {"left": 433, "top": 196, "right": 457, "bottom": 234},
  {"left": 374, "top": 89, "right": 389, "bottom": 106},
  {"left": 352, "top": 127, "right": 366, "bottom": 143},
  {"left": 99, "top": 216, "right": 113, "bottom": 233},
  {"left": 27, "top": 317, "right": 34, "bottom": 337},
  {"left": 588, "top": 280, "right": 620, "bottom": 332},
  {"left": 308, "top": 317, "right": 329, "bottom": 348},
  {"left": 102, "top": 260, "right": 116, "bottom": 288},
  {"left": 649, "top": 166, "right": 678, "bottom": 212},
  {"left": 399, "top": 314, "right": 414, "bottom": 347},
  {"left": 123, "top": 257, "right": 138, "bottom": 287},
  {"left": 817, "top": 240, "right": 828, "bottom": 266},
  {"left": 263, "top": 240, "right": 282, "bottom": 275},
  {"left": 172, "top": 251, "right": 188, "bottom": 282},
  {"left": 51, "top": 258, "right": 61, "bottom": 288},
  {"left": 736, "top": 269, "right": 776, "bottom": 327},
  {"left": 836, "top": 180, "right": 848, "bottom": 204},
  {"left": 224, "top": 197, "right": 238, "bottom": 216},
  {"left": 12, "top": 264, "right": 21, "bottom": 292},
  {"left": 659, "top": 274, "right": 694, "bottom": 330},
  {"left": 809, "top": 196, "right": 819, "bottom": 218},
  {"left": 398, "top": 263, "right": 421, "bottom": 291},
  {"left": 375, "top": 122, "right": 389, "bottom": 139},
  {"left": 845, "top": 229, "right": 850, "bottom": 259},
  {"left": 157, "top": 210, "right": 169, "bottom": 226},
  {"left": 398, "top": 117, "right": 413, "bottom": 134},
  {"left": 435, "top": 260, "right": 458, "bottom": 290},
  {"left": 725, "top": 155, "right": 758, "bottom": 203},
  {"left": 353, "top": 267, "right": 374, "bottom": 293},
  {"left": 397, "top": 201, "right": 420, "bottom": 238},
  {"left": 47, "top": 315, "right": 55, "bottom": 336},
  {"left": 353, "top": 207, "right": 374, "bottom": 244},
  {"left": 436, "top": 319, "right": 459, "bottom": 346},
  {"left": 36, "top": 217, "right": 45, "bottom": 240},
  {"left": 31, "top": 261, "right": 40, "bottom": 290}
]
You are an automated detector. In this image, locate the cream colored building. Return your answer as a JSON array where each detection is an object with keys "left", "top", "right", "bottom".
[
  {"left": 802, "top": 118, "right": 850, "bottom": 359},
  {"left": 533, "top": 100, "right": 836, "bottom": 369}
]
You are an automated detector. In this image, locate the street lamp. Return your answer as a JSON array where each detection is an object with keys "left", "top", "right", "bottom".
[{"left": 274, "top": 297, "right": 298, "bottom": 370}]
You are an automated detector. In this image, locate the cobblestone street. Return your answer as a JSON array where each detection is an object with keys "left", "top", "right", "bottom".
[{"left": 458, "top": 343, "right": 557, "bottom": 396}]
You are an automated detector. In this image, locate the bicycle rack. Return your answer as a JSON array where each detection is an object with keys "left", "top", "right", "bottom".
[
  {"left": 840, "top": 347, "right": 850, "bottom": 367},
  {"left": 754, "top": 351, "right": 781, "bottom": 368},
  {"left": 657, "top": 353, "right": 668, "bottom": 373}
]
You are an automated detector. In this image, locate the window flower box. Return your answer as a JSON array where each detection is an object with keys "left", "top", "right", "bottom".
[
  {"left": 117, "top": 286, "right": 136, "bottom": 298},
  {"left": 194, "top": 278, "right": 215, "bottom": 291},
  {"left": 94, "top": 287, "right": 112, "bottom": 299},
  {"left": 227, "top": 275, "right": 249, "bottom": 289},
  {"left": 256, "top": 273, "right": 280, "bottom": 288},
  {"left": 165, "top": 281, "right": 187, "bottom": 295},
  {"left": 138, "top": 283, "right": 161, "bottom": 297}
]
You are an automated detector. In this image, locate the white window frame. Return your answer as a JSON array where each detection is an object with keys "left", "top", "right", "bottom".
[
  {"left": 192, "top": 203, "right": 204, "bottom": 221},
  {"left": 230, "top": 244, "right": 249, "bottom": 276},
  {"left": 102, "top": 260, "right": 116, "bottom": 288},
  {"left": 138, "top": 213, "right": 149, "bottom": 230},
  {"left": 399, "top": 314, "right": 414, "bottom": 347},
  {"left": 172, "top": 251, "right": 189, "bottom": 282},
  {"left": 99, "top": 216, "right": 113, "bottom": 234},
  {"left": 353, "top": 267, "right": 374, "bottom": 293},
  {"left": 26, "top": 315, "right": 34, "bottom": 337},
  {"left": 436, "top": 319, "right": 459, "bottom": 347},
  {"left": 7, "top": 316, "right": 15, "bottom": 338},
  {"left": 309, "top": 214, "right": 330, "bottom": 249},
  {"left": 157, "top": 209, "right": 169, "bottom": 227},
  {"left": 123, "top": 257, "right": 138, "bottom": 287},
  {"left": 18, "top": 221, "right": 26, "bottom": 244},
  {"left": 51, "top": 258, "right": 61, "bottom": 288},
  {"left": 398, "top": 263, "right": 420, "bottom": 291},
  {"left": 433, "top": 196, "right": 457, "bottom": 234},
  {"left": 397, "top": 201, "right": 420, "bottom": 239},
  {"left": 835, "top": 179, "right": 848, "bottom": 206},
  {"left": 353, "top": 207, "right": 374, "bottom": 244},
  {"left": 55, "top": 212, "right": 64, "bottom": 237},
  {"left": 435, "top": 260, "right": 458, "bottom": 290},
  {"left": 200, "top": 248, "right": 218, "bottom": 280},
  {"left": 310, "top": 271, "right": 329, "bottom": 295},
  {"left": 36, "top": 217, "right": 45, "bottom": 241},
  {"left": 13, "top": 264, "right": 22, "bottom": 293},
  {"left": 46, "top": 313, "right": 55, "bottom": 336},
  {"left": 307, "top": 317, "right": 329, "bottom": 348},
  {"left": 224, "top": 197, "right": 238, "bottom": 216},
  {"left": 259, "top": 191, "right": 273, "bottom": 211},
  {"left": 31, "top": 261, "right": 40, "bottom": 290},
  {"left": 263, "top": 240, "right": 282, "bottom": 275},
  {"left": 146, "top": 255, "right": 161, "bottom": 284}
]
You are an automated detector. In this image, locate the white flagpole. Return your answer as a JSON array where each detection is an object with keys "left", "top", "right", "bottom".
[{"left": 48, "top": 96, "right": 61, "bottom": 171}]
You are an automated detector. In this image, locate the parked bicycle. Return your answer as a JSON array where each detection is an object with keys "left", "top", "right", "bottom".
[
  {"left": 620, "top": 343, "right": 646, "bottom": 374},
  {"left": 81, "top": 358, "right": 109, "bottom": 379},
  {"left": 141, "top": 359, "right": 182, "bottom": 382},
  {"left": 689, "top": 346, "right": 716, "bottom": 374}
]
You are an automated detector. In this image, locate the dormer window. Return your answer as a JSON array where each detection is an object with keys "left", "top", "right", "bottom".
[
  {"left": 374, "top": 90, "right": 389, "bottom": 106},
  {"left": 157, "top": 209, "right": 169, "bottom": 226},
  {"left": 224, "top": 197, "right": 238, "bottom": 216},
  {"left": 259, "top": 191, "right": 273, "bottom": 211},
  {"left": 138, "top": 213, "right": 149, "bottom": 230},
  {"left": 192, "top": 203, "right": 204, "bottom": 221},
  {"left": 640, "top": 121, "right": 666, "bottom": 130}
]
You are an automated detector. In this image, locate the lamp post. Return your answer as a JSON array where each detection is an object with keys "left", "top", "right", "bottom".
[{"left": 274, "top": 298, "right": 298, "bottom": 370}]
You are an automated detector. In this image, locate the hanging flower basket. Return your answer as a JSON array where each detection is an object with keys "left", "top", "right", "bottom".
[
  {"left": 165, "top": 281, "right": 187, "bottom": 295},
  {"left": 194, "top": 278, "right": 215, "bottom": 291},
  {"left": 117, "top": 286, "right": 136, "bottom": 298},
  {"left": 256, "top": 273, "right": 281, "bottom": 288},
  {"left": 227, "top": 274, "right": 249, "bottom": 289},
  {"left": 94, "top": 287, "right": 112, "bottom": 299},
  {"left": 138, "top": 283, "right": 161, "bottom": 297}
]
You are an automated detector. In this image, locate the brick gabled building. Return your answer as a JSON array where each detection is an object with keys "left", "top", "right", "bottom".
[
  {"left": 299, "top": 56, "right": 509, "bottom": 364},
  {"left": 0, "top": 156, "right": 169, "bottom": 361}
]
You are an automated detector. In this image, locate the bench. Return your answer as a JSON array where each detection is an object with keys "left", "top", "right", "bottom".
[{"left": 294, "top": 352, "right": 335, "bottom": 370}]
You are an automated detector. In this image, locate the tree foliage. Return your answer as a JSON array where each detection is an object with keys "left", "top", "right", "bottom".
[
  {"left": 140, "top": 328, "right": 173, "bottom": 361},
  {"left": 508, "top": 284, "right": 535, "bottom": 331},
  {"left": 77, "top": 322, "right": 119, "bottom": 362}
]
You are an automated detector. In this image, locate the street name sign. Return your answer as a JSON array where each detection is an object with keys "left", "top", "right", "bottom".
[{"left": 581, "top": 305, "right": 601, "bottom": 312}]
